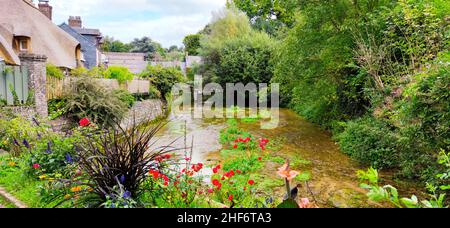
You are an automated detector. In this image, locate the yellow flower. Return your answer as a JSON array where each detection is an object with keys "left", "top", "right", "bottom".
[
  {"left": 70, "top": 186, "right": 82, "bottom": 193},
  {"left": 64, "top": 194, "right": 72, "bottom": 200},
  {"left": 7, "top": 161, "right": 16, "bottom": 167},
  {"left": 38, "top": 175, "right": 47, "bottom": 180}
]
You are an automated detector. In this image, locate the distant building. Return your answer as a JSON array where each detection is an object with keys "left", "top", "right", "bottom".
[
  {"left": 0, "top": 0, "right": 81, "bottom": 68},
  {"left": 59, "top": 16, "right": 104, "bottom": 69},
  {"left": 104, "top": 52, "right": 148, "bottom": 74}
]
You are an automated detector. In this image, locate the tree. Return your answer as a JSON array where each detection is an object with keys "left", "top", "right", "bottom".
[
  {"left": 199, "top": 7, "right": 274, "bottom": 86},
  {"left": 231, "top": 0, "right": 300, "bottom": 34},
  {"left": 183, "top": 34, "right": 201, "bottom": 56},
  {"left": 101, "top": 36, "right": 132, "bottom": 52},
  {"left": 129, "top": 37, "right": 165, "bottom": 60}
]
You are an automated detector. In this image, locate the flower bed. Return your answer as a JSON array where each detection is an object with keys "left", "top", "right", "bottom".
[{"left": 0, "top": 113, "right": 316, "bottom": 208}]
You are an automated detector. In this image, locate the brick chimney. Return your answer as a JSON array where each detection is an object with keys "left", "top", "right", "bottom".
[
  {"left": 38, "top": 0, "right": 53, "bottom": 21},
  {"left": 68, "top": 16, "right": 82, "bottom": 28}
]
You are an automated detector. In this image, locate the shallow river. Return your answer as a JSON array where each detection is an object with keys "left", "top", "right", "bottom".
[{"left": 151, "top": 108, "right": 422, "bottom": 208}]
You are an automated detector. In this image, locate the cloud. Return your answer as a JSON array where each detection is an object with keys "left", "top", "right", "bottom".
[{"left": 50, "top": 0, "right": 227, "bottom": 47}]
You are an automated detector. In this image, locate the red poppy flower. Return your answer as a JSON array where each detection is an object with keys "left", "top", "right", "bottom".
[
  {"left": 228, "top": 194, "right": 233, "bottom": 201},
  {"left": 32, "top": 163, "right": 40, "bottom": 169},
  {"left": 207, "top": 188, "right": 214, "bottom": 194},
  {"left": 184, "top": 157, "right": 191, "bottom": 161},
  {"left": 163, "top": 181, "right": 169, "bottom": 186},
  {"left": 229, "top": 170, "right": 235, "bottom": 177},
  {"left": 216, "top": 183, "right": 222, "bottom": 190},
  {"left": 164, "top": 154, "right": 171, "bottom": 159},
  {"left": 236, "top": 169, "right": 242, "bottom": 174},
  {"left": 192, "top": 163, "right": 203, "bottom": 172},
  {"left": 248, "top": 180, "right": 255, "bottom": 185},
  {"left": 233, "top": 144, "right": 238, "bottom": 149},
  {"left": 79, "top": 118, "right": 90, "bottom": 127},
  {"left": 212, "top": 179, "right": 220, "bottom": 186},
  {"left": 213, "top": 167, "right": 218, "bottom": 174},
  {"left": 258, "top": 157, "right": 262, "bottom": 161}
]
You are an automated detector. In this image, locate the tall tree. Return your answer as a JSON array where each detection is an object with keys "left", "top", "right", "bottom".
[
  {"left": 183, "top": 34, "right": 201, "bottom": 56},
  {"left": 231, "top": 0, "right": 300, "bottom": 34}
]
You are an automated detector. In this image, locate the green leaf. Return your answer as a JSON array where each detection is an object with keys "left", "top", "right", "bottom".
[{"left": 277, "top": 199, "right": 299, "bottom": 208}]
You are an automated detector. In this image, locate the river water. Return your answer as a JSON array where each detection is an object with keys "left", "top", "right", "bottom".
[{"left": 151, "top": 108, "right": 422, "bottom": 208}]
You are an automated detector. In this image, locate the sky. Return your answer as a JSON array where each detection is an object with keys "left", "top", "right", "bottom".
[{"left": 50, "top": 0, "right": 227, "bottom": 48}]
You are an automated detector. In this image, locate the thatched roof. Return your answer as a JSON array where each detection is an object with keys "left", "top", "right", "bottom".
[{"left": 0, "top": 0, "right": 80, "bottom": 68}]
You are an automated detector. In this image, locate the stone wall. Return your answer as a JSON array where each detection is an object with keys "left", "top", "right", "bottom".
[
  {"left": 104, "top": 52, "right": 147, "bottom": 74},
  {"left": 121, "top": 99, "right": 165, "bottom": 127},
  {"left": 0, "top": 106, "right": 37, "bottom": 120},
  {"left": 18, "top": 53, "right": 48, "bottom": 117}
]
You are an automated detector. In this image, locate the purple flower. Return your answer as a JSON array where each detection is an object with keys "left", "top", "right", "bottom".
[
  {"left": 32, "top": 118, "right": 40, "bottom": 126},
  {"left": 65, "top": 154, "right": 73, "bottom": 164},
  {"left": 119, "top": 175, "right": 126, "bottom": 184},
  {"left": 13, "top": 138, "right": 20, "bottom": 147},
  {"left": 22, "top": 139, "right": 30, "bottom": 149},
  {"left": 46, "top": 141, "right": 52, "bottom": 154},
  {"left": 122, "top": 191, "right": 131, "bottom": 199}
]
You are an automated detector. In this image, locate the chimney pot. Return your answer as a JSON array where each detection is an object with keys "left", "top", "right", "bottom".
[
  {"left": 38, "top": 0, "right": 52, "bottom": 21},
  {"left": 68, "top": 16, "right": 83, "bottom": 28}
]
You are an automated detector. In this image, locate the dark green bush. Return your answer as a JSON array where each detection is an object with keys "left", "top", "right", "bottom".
[
  {"left": 336, "top": 117, "right": 399, "bottom": 169},
  {"left": 113, "top": 89, "right": 135, "bottom": 108},
  {"left": 139, "top": 65, "right": 184, "bottom": 99},
  {"left": 65, "top": 78, "right": 129, "bottom": 127}
]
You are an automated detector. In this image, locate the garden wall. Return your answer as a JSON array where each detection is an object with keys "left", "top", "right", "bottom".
[{"left": 120, "top": 99, "right": 165, "bottom": 127}]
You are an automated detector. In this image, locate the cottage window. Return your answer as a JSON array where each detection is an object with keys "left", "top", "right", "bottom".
[
  {"left": 13, "top": 36, "right": 31, "bottom": 53},
  {"left": 19, "top": 39, "right": 28, "bottom": 51}
]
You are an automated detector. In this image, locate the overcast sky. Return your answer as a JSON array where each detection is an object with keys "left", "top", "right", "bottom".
[{"left": 50, "top": 0, "right": 227, "bottom": 47}]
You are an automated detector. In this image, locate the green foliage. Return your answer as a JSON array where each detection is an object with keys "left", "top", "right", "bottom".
[
  {"left": 48, "top": 99, "right": 67, "bottom": 120},
  {"left": 232, "top": 0, "right": 299, "bottom": 34},
  {"left": 183, "top": 34, "right": 201, "bottom": 55},
  {"left": 65, "top": 78, "right": 129, "bottom": 127},
  {"left": 101, "top": 36, "right": 132, "bottom": 52},
  {"left": 336, "top": 117, "right": 399, "bottom": 169},
  {"left": 130, "top": 36, "right": 165, "bottom": 59},
  {"left": 0, "top": 117, "right": 46, "bottom": 155},
  {"left": 199, "top": 8, "right": 274, "bottom": 85},
  {"left": 26, "top": 133, "right": 79, "bottom": 176},
  {"left": 113, "top": 89, "right": 135, "bottom": 108},
  {"left": 104, "top": 66, "right": 134, "bottom": 84},
  {"left": 358, "top": 151, "right": 450, "bottom": 208},
  {"left": 148, "top": 84, "right": 162, "bottom": 99},
  {"left": 46, "top": 64, "right": 64, "bottom": 79},
  {"left": 139, "top": 65, "right": 185, "bottom": 99}
]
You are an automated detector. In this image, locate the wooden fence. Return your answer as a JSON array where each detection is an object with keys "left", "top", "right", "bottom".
[
  {"left": 0, "top": 62, "right": 29, "bottom": 106},
  {"left": 46, "top": 77, "right": 151, "bottom": 100}
]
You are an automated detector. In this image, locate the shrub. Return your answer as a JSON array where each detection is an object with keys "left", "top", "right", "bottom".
[
  {"left": 113, "top": 89, "right": 135, "bottom": 108},
  {"left": 74, "top": 120, "right": 178, "bottom": 206},
  {"left": 139, "top": 65, "right": 184, "bottom": 99},
  {"left": 148, "top": 85, "right": 161, "bottom": 99},
  {"left": 48, "top": 99, "right": 67, "bottom": 120},
  {"left": 26, "top": 132, "right": 79, "bottom": 176},
  {"left": 336, "top": 117, "right": 399, "bottom": 169},
  {"left": 0, "top": 117, "right": 45, "bottom": 156},
  {"left": 199, "top": 8, "right": 274, "bottom": 86},
  {"left": 65, "top": 78, "right": 129, "bottom": 127},
  {"left": 46, "top": 64, "right": 64, "bottom": 79},
  {"left": 104, "top": 66, "right": 134, "bottom": 84}
]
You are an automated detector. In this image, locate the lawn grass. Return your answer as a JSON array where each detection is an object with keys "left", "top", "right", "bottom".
[{"left": 0, "top": 154, "right": 45, "bottom": 208}]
